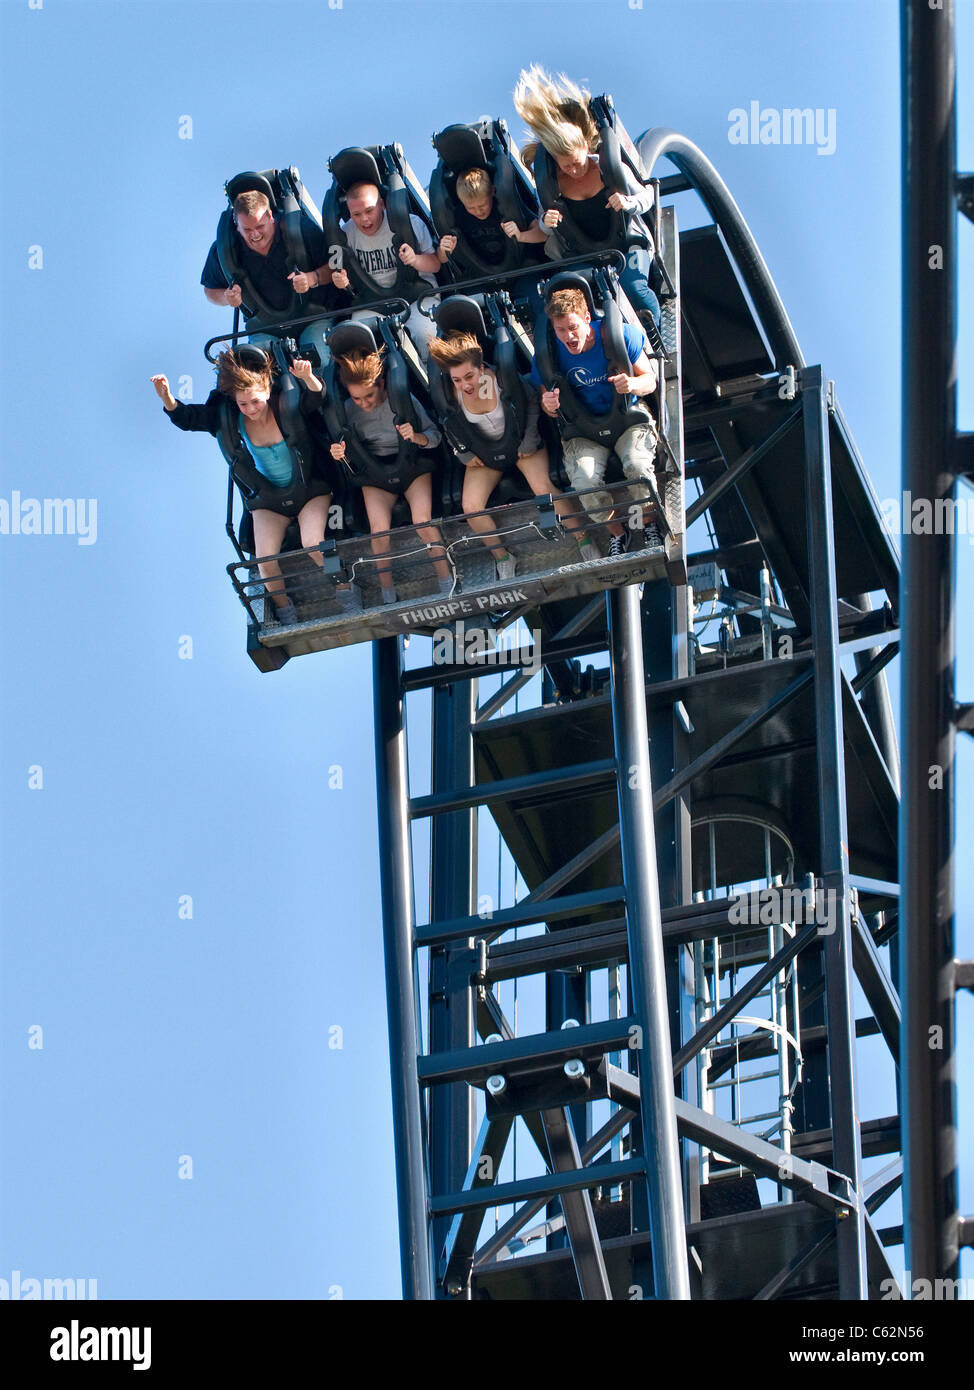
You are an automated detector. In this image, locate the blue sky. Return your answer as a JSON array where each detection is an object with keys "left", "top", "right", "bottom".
[{"left": 0, "top": 0, "right": 971, "bottom": 1300}]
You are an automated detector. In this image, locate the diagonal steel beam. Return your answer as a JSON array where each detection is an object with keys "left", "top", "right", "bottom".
[
  {"left": 540, "top": 1107, "right": 613, "bottom": 1299},
  {"left": 605, "top": 1065, "right": 854, "bottom": 1216},
  {"left": 685, "top": 407, "right": 802, "bottom": 527},
  {"left": 472, "top": 1107, "right": 633, "bottom": 1268},
  {"left": 851, "top": 913, "right": 901, "bottom": 1059},
  {"left": 672, "top": 924, "right": 818, "bottom": 1075},
  {"left": 751, "top": 1160, "right": 905, "bottom": 1304},
  {"left": 652, "top": 668, "right": 813, "bottom": 812},
  {"left": 440, "top": 1115, "right": 514, "bottom": 1293},
  {"left": 475, "top": 595, "right": 606, "bottom": 723},
  {"left": 520, "top": 825, "right": 622, "bottom": 905}
]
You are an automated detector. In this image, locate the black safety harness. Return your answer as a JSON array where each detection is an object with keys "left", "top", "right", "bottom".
[
  {"left": 321, "top": 319, "right": 426, "bottom": 492},
  {"left": 428, "top": 295, "right": 529, "bottom": 471},
  {"left": 322, "top": 146, "right": 436, "bottom": 307},
  {"left": 429, "top": 120, "right": 539, "bottom": 279},
  {"left": 533, "top": 271, "right": 652, "bottom": 448},
  {"left": 215, "top": 169, "right": 321, "bottom": 329}
]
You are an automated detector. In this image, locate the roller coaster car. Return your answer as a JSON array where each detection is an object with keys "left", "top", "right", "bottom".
[
  {"left": 427, "top": 291, "right": 567, "bottom": 511},
  {"left": 215, "top": 168, "right": 327, "bottom": 332},
  {"left": 321, "top": 143, "right": 449, "bottom": 305},
  {"left": 428, "top": 117, "right": 540, "bottom": 279},
  {"left": 227, "top": 260, "right": 680, "bottom": 670}
]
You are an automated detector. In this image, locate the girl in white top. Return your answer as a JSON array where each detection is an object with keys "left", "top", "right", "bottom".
[{"left": 428, "top": 331, "right": 587, "bottom": 578}]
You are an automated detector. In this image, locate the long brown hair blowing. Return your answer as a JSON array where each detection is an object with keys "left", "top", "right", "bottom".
[
  {"left": 427, "top": 331, "right": 484, "bottom": 374},
  {"left": 335, "top": 349, "right": 386, "bottom": 389},
  {"left": 216, "top": 348, "right": 275, "bottom": 398}
]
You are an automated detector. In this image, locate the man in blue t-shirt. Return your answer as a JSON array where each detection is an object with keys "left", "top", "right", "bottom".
[{"left": 529, "top": 285, "right": 659, "bottom": 554}]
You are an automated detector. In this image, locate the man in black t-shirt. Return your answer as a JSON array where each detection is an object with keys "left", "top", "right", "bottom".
[{"left": 201, "top": 188, "right": 347, "bottom": 316}]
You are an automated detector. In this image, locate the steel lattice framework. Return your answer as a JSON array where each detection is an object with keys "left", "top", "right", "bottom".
[{"left": 358, "top": 0, "right": 970, "bottom": 1299}]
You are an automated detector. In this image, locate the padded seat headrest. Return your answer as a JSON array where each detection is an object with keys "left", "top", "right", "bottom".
[
  {"left": 434, "top": 295, "right": 489, "bottom": 344},
  {"left": 327, "top": 321, "right": 381, "bottom": 358},
  {"left": 235, "top": 344, "right": 274, "bottom": 372},
  {"left": 329, "top": 147, "right": 384, "bottom": 195},
  {"left": 225, "top": 171, "right": 278, "bottom": 210},
  {"left": 433, "top": 125, "right": 488, "bottom": 174},
  {"left": 544, "top": 271, "right": 599, "bottom": 318}
]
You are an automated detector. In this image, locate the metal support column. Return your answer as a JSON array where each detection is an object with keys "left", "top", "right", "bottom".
[
  {"left": 802, "top": 367, "right": 868, "bottom": 1299},
  {"left": 429, "top": 681, "right": 477, "bottom": 1290},
  {"left": 900, "top": 0, "right": 960, "bottom": 1286},
  {"left": 373, "top": 636, "right": 433, "bottom": 1300},
  {"left": 607, "top": 584, "right": 691, "bottom": 1300}
]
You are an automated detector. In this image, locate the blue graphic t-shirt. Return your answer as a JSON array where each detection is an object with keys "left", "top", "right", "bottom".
[{"left": 530, "top": 321, "right": 646, "bottom": 415}]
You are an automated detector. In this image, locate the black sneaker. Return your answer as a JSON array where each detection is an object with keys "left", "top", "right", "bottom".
[
  {"left": 608, "top": 534, "right": 627, "bottom": 559},
  {"left": 643, "top": 522, "right": 663, "bottom": 549}
]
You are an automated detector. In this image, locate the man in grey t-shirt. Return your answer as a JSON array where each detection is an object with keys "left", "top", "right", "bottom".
[{"left": 332, "top": 181, "right": 439, "bottom": 359}]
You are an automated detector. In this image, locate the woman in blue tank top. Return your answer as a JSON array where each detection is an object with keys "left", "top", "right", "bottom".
[{"left": 152, "top": 349, "right": 338, "bottom": 625}]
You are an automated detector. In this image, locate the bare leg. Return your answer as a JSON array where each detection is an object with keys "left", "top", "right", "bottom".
[
  {"left": 296, "top": 494, "right": 332, "bottom": 561},
  {"left": 462, "top": 465, "right": 508, "bottom": 560},
  {"left": 404, "top": 474, "right": 451, "bottom": 581},
  {"left": 362, "top": 486, "right": 397, "bottom": 595},
  {"left": 514, "top": 447, "right": 585, "bottom": 533},
  {"left": 252, "top": 509, "right": 292, "bottom": 608}
]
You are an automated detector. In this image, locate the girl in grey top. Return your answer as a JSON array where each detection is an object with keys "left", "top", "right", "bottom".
[{"left": 329, "top": 348, "right": 452, "bottom": 604}]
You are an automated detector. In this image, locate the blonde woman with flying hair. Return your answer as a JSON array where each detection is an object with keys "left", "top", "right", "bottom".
[{"left": 512, "top": 65, "right": 661, "bottom": 329}]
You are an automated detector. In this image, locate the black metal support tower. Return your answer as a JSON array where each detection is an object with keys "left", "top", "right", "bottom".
[
  {"left": 900, "top": 0, "right": 972, "bottom": 1289},
  {"left": 365, "top": 90, "right": 933, "bottom": 1297}
]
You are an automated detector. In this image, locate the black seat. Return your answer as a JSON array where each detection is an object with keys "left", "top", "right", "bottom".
[
  {"left": 530, "top": 95, "right": 655, "bottom": 260},
  {"left": 321, "top": 315, "right": 444, "bottom": 528},
  {"left": 532, "top": 267, "right": 653, "bottom": 455},
  {"left": 215, "top": 167, "right": 327, "bottom": 331},
  {"left": 429, "top": 118, "right": 541, "bottom": 280},
  {"left": 429, "top": 293, "right": 568, "bottom": 510},
  {"left": 321, "top": 145, "right": 445, "bottom": 306}
]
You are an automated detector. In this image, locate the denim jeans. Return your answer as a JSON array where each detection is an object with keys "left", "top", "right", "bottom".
[{"left": 619, "top": 245, "right": 661, "bottom": 327}]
